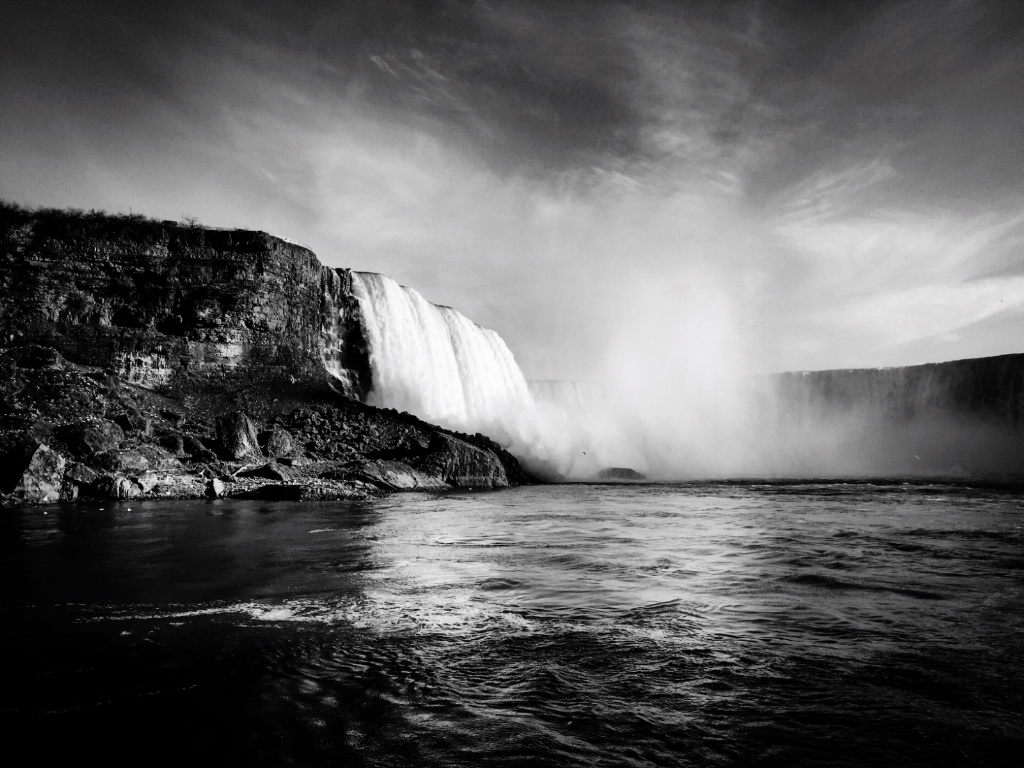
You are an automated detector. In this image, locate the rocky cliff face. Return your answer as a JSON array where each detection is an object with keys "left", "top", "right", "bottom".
[
  {"left": 0, "top": 204, "right": 531, "bottom": 505},
  {"left": 0, "top": 205, "right": 370, "bottom": 397}
]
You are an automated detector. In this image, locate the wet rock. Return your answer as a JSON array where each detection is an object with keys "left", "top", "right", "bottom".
[
  {"left": 596, "top": 467, "right": 647, "bottom": 481},
  {"left": 356, "top": 459, "right": 449, "bottom": 491},
  {"left": 60, "top": 480, "right": 79, "bottom": 502},
  {"left": 11, "top": 444, "right": 67, "bottom": 504},
  {"left": 92, "top": 473, "right": 142, "bottom": 500},
  {"left": 205, "top": 478, "right": 225, "bottom": 498},
  {"left": 415, "top": 433, "right": 509, "bottom": 488},
  {"left": 56, "top": 418, "right": 125, "bottom": 460},
  {"left": 215, "top": 411, "right": 261, "bottom": 460}
]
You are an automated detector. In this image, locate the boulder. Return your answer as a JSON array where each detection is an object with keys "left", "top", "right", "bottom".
[
  {"left": 56, "top": 418, "right": 124, "bottom": 459},
  {"left": 205, "top": 478, "right": 226, "bottom": 498},
  {"left": 135, "top": 472, "right": 159, "bottom": 493},
  {"left": 63, "top": 461, "right": 100, "bottom": 499},
  {"left": 215, "top": 411, "right": 262, "bottom": 460},
  {"left": 415, "top": 433, "right": 509, "bottom": 488},
  {"left": 135, "top": 443, "right": 184, "bottom": 471},
  {"left": 11, "top": 444, "right": 67, "bottom": 504},
  {"left": 93, "top": 448, "right": 150, "bottom": 474},
  {"left": 259, "top": 426, "right": 294, "bottom": 458},
  {"left": 65, "top": 462, "right": 100, "bottom": 486},
  {"left": 355, "top": 459, "right": 449, "bottom": 491},
  {"left": 182, "top": 434, "right": 218, "bottom": 463},
  {"left": 91, "top": 473, "right": 142, "bottom": 500}
]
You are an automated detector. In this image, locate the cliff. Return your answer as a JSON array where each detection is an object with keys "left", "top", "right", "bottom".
[
  {"left": 0, "top": 203, "right": 530, "bottom": 505},
  {"left": 771, "top": 356, "right": 1024, "bottom": 476},
  {"left": 0, "top": 203, "right": 370, "bottom": 397},
  {"left": 775, "top": 355, "right": 1024, "bottom": 426}
]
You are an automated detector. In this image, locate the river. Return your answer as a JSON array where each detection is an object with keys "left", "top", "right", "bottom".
[{"left": 2, "top": 482, "right": 1022, "bottom": 766}]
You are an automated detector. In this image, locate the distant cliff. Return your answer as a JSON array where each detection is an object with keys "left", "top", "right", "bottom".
[
  {"left": 0, "top": 203, "right": 370, "bottom": 398},
  {"left": 771, "top": 356, "right": 1024, "bottom": 476},
  {"left": 775, "top": 355, "right": 1024, "bottom": 426}
]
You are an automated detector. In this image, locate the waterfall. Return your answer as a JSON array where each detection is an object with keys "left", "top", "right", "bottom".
[
  {"left": 348, "top": 271, "right": 1024, "bottom": 479},
  {"left": 350, "top": 272, "right": 536, "bottom": 447}
]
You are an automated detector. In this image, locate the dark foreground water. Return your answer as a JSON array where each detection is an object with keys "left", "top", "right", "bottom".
[{"left": 2, "top": 482, "right": 1022, "bottom": 767}]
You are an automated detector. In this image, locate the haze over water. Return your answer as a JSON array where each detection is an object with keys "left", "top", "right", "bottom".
[{"left": 4, "top": 483, "right": 1022, "bottom": 766}]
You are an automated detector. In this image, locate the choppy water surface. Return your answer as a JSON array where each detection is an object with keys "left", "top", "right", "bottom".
[{"left": 2, "top": 482, "right": 1022, "bottom": 766}]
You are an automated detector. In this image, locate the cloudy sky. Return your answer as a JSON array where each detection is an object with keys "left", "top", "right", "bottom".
[{"left": 2, "top": 0, "right": 1022, "bottom": 379}]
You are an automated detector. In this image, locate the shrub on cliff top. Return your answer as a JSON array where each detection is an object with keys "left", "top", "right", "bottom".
[{"left": 0, "top": 199, "right": 175, "bottom": 247}]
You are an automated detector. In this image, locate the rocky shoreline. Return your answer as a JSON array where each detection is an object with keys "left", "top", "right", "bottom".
[{"left": 0, "top": 344, "right": 531, "bottom": 507}]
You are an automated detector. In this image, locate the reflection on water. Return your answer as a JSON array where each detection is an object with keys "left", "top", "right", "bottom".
[{"left": 1, "top": 483, "right": 1023, "bottom": 767}]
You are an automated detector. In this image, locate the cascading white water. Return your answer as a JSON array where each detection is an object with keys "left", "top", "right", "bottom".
[
  {"left": 344, "top": 271, "right": 1024, "bottom": 479},
  {"left": 349, "top": 272, "right": 687, "bottom": 478},
  {"left": 351, "top": 272, "right": 537, "bottom": 448}
]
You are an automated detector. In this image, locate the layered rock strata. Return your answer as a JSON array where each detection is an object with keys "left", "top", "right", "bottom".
[{"left": 0, "top": 204, "right": 370, "bottom": 398}]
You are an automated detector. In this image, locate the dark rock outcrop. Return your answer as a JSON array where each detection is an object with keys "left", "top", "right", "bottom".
[
  {"left": 55, "top": 418, "right": 124, "bottom": 458},
  {"left": 215, "top": 411, "right": 262, "bottom": 461},
  {"left": 91, "top": 473, "right": 142, "bottom": 500},
  {"left": 417, "top": 433, "right": 509, "bottom": 488},
  {"left": 597, "top": 467, "right": 647, "bottom": 481},
  {"left": 352, "top": 459, "right": 450, "bottom": 491}
]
